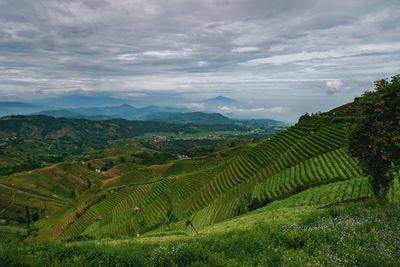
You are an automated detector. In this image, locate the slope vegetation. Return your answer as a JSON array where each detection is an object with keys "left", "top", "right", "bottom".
[{"left": 25, "top": 110, "right": 380, "bottom": 242}]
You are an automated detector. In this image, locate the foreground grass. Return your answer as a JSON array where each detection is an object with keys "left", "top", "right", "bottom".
[{"left": 1, "top": 200, "right": 399, "bottom": 267}]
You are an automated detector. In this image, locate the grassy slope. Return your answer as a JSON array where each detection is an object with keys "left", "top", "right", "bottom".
[
  {"left": 1, "top": 105, "right": 400, "bottom": 265},
  {"left": 1, "top": 181, "right": 399, "bottom": 266},
  {"left": 0, "top": 140, "right": 160, "bottom": 223},
  {"left": 24, "top": 111, "right": 377, "bottom": 242}
]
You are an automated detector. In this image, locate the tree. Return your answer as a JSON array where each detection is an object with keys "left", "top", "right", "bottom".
[
  {"left": 184, "top": 210, "right": 198, "bottom": 235},
  {"left": 86, "top": 179, "right": 92, "bottom": 189},
  {"left": 234, "top": 192, "right": 252, "bottom": 215},
  {"left": 164, "top": 210, "right": 178, "bottom": 230},
  {"left": 25, "top": 206, "right": 31, "bottom": 224},
  {"left": 348, "top": 75, "right": 400, "bottom": 199}
]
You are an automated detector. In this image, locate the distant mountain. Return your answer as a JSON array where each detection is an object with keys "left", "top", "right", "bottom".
[
  {"left": 72, "top": 104, "right": 136, "bottom": 116},
  {"left": 35, "top": 105, "right": 192, "bottom": 120},
  {"left": 34, "top": 105, "right": 287, "bottom": 127},
  {"left": 34, "top": 94, "right": 128, "bottom": 108},
  {"left": 32, "top": 92, "right": 189, "bottom": 108},
  {"left": 144, "top": 112, "right": 235, "bottom": 125},
  {"left": 202, "top": 96, "right": 239, "bottom": 106},
  {"left": 118, "top": 106, "right": 190, "bottom": 120},
  {"left": 0, "top": 102, "right": 46, "bottom": 116},
  {"left": 36, "top": 109, "right": 81, "bottom": 118}
]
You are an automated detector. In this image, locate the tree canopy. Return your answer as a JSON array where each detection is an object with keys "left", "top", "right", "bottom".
[{"left": 349, "top": 75, "right": 400, "bottom": 199}]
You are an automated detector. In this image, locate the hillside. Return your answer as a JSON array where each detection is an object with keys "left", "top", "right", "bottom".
[
  {"left": 144, "top": 112, "right": 235, "bottom": 125},
  {"left": 6, "top": 110, "right": 388, "bottom": 243},
  {"left": 0, "top": 115, "right": 248, "bottom": 175},
  {"left": 0, "top": 99, "right": 399, "bottom": 265}
]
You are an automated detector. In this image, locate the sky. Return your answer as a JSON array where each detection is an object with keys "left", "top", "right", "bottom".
[{"left": 0, "top": 0, "right": 400, "bottom": 121}]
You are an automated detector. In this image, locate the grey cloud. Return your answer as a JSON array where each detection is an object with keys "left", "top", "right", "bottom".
[
  {"left": 326, "top": 80, "right": 343, "bottom": 95},
  {"left": 0, "top": 0, "right": 399, "bottom": 121}
]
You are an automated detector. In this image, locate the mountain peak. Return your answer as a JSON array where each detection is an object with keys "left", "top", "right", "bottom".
[{"left": 203, "top": 96, "right": 239, "bottom": 105}]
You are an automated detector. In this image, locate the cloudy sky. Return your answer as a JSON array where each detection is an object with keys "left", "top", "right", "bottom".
[{"left": 1, "top": 0, "right": 400, "bottom": 121}]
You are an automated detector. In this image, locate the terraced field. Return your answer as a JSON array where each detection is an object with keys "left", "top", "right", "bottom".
[{"left": 25, "top": 116, "right": 377, "bottom": 241}]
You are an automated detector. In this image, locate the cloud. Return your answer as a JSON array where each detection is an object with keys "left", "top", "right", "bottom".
[
  {"left": 141, "top": 50, "right": 193, "bottom": 58},
  {"left": 126, "top": 92, "right": 147, "bottom": 97},
  {"left": 113, "top": 50, "right": 194, "bottom": 61},
  {"left": 183, "top": 102, "right": 206, "bottom": 109},
  {"left": 218, "top": 105, "right": 288, "bottom": 114},
  {"left": 231, "top": 47, "right": 259, "bottom": 53},
  {"left": 114, "top": 53, "right": 138, "bottom": 61},
  {"left": 197, "top": 61, "right": 208, "bottom": 67},
  {"left": 326, "top": 79, "right": 343, "bottom": 95},
  {"left": 241, "top": 43, "right": 400, "bottom": 66},
  {"left": 0, "top": 0, "right": 399, "bottom": 121}
]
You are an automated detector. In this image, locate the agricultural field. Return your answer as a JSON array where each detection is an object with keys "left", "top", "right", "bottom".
[{"left": 0, "top": 111, "right": 376, "bottom": 242}]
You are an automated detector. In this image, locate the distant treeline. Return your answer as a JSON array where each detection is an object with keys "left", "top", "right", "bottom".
[{"left": 0, "top": 115, "right": 246, "bottom": 175}]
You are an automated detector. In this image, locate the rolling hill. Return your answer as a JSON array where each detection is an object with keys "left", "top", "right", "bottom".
[
  {"left": 0, "top": 96, "right": 399, "bottom": 266},
  {"left": 143, "top": 112, "right": 235, "bottom": 125},
  {"left": 1, "top": 104, "right": 394, "bottom": 243},
  {"left": 0, "top": 115, "right": 249, "bottom": 175}
]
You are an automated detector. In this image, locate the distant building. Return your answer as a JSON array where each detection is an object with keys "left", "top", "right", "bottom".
[
  {"left": 177, "top": 154, "right": 190, "bottom": 160},
  {"left": 151, "top": 134, "right": 167, "bottom": 141}
]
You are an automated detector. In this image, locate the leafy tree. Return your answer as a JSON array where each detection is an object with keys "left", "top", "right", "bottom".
[
  {"left": 348, "top": 75, "right": 400, "bottom": 199},
  {"left": 164, "top": 210, "right": 178, "bottom": 229},
  {"left": 184, "top": 210, "right": 198, "bottom": 235},
  {"left": 24, "top": 206, "right": 31, "bottom": 224},
  {"left": 234, "top": 192, "right": 252, "bottom": 215},
  {"left": 26, "top": 224, "right": 38, "bottom": 236},
  {"left": 100, "top": 160, "right": 114, "bottom": 171}
]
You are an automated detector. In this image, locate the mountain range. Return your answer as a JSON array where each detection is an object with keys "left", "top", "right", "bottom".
[{"left": 0, "top": 94, "right": 286, "bottom": 126}]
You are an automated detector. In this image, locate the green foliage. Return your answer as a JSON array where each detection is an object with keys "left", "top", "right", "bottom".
[
  {"left": 349, "top": 75, "right": 400, "bottom": 199},
  {"left": 0, "top": 115, "right": 245, "bottom": 175},
  {"left": 1, "top": 201, "right": 400, "bottom": 266},
  {"left": 26, "top": 224, "right": 38, "bottom": 237},
  {"left": 163, "top": 210, "right": 178, "bottom": 229},
  {"left": 100, "top": 160, "right": 114, "bottom": 171},
  {"left": 234, "top": 192, "right": 252, "bottom": 215},
  {"left": 24, "top": 206, "right": 31, "bottom": 225}
]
